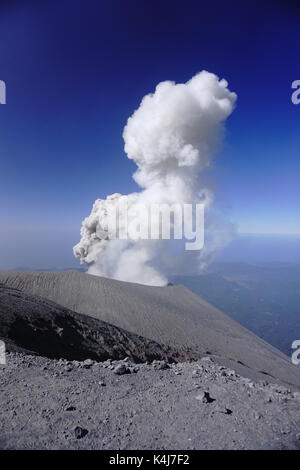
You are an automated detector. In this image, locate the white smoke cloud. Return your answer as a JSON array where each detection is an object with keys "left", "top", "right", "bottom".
[{"left": 74, "top": 71, "right": 237, "bottom": 285}]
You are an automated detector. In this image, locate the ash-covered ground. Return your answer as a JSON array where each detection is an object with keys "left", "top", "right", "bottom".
[
  {"left": 1, "top": 354, "right": 300, "bottom": 450},
  {"left": 1, "top": 272, "right": 300, "bottom": 450}
]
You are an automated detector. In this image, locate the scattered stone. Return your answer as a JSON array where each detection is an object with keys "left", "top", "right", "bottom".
[
  {"left": 201, "top": 356, "right": 213, "bottom": 364},
  {"left": 259, "top": 380, "right": 268, "bottom": 387},
  {"left": 195, "top": 391, "right": 215, "bottom": 403},
  {"left": 242, "top": 377, "right": 252, "bottom": 383},
  {"left": 99, "top": 381, "right": 106, "bottom": 386},
  {"left": 280, "top": 428, "right": 290, "bottom": 435},
  {"left": 82, "top": 359, "right": 94, "bottom": 369},
  {"left": 279, "top": 396, "right": 288, "bottom": 404},
  {"left": 216, "top": 406, "right": 233, "bottom": 415},
  {"left": 74, "top": 426, "right": 88, "bottom": 439},
  {"left": 253, "top": 411, "right": 262, "bottom": 420},
  {"left": 65, "top": 406, "right": 76, "bottom": 411},
  {"left": 227, "top": 369, "right": 236, "bottom": 378},
  {"left": 271, "top": 385, "right": 290, "bottom": 395},
  {"left": 157, "top": 360, "right": 170, "bottom": 370},
  {"left": 152, "top": 360, "right": 169, "bottom": 370},
  {"left": 113, "top": 364, "right": 130, "bottom": 375}
]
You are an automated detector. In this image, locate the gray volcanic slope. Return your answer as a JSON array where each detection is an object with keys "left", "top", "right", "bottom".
[
  {"left": 1, "top": 270, "right": 300, "bottom": 388},
  {"left": 0, "top": 284, "right": 193, "bottom": 363}
]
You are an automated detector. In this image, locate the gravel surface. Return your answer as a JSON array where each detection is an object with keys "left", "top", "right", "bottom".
[
  {"left": 1, "top": 271, "right": 300, "bottom": 450},
  {"left": 1, "top": 353, "right": 300, "bottom": 450}
]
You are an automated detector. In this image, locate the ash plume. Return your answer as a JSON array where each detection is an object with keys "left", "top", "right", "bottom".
[{"left": 74, "top": 71, "right": 237, "bottom": 285}]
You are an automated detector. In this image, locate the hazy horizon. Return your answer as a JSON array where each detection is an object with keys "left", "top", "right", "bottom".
[{"left": 1, "top": 233, "right": 300, "bottom": 272}]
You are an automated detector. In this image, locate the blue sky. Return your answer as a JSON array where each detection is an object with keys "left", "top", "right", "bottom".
[{"left": 0, "top": 0, "right": 299, "bottom": 268}]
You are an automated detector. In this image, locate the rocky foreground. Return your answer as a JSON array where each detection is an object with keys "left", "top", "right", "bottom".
[{"left": 1, "top": 353, "right": 300, "bottom": 450}]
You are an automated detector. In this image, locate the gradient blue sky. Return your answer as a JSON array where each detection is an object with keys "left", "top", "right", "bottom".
[{"left": 0, "top": 0, "right": 299, "bottom": 268}]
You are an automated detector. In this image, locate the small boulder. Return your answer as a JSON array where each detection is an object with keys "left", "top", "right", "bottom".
[
  {"left": 201, "top": 356, "right": 213, "bottom": 364},
  {"left": 253, "top": 411, "right": 262, "bottom": 420},
  {"left": 215, "top": 406, "right": 232, "bottom": 415},
  {"left": 74, "top": 426, "right": 88, "bottom": 439},
  {"left": 157, "top": 360, "right": 170, "bottom": 370},
  {"left": 195, "top": 391, "right": 215, "bottom": 403},
  {"left": 65, "top": 405, "right": 76, "bottom": 411},
  {"left": 113, "top": 364, "right": 130, "bottom": 375},
  {"left": 82, "top": 359, "right": 95, "bottom": 369}
]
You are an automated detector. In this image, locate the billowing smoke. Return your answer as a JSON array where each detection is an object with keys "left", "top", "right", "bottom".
[{"left": 74, "top": 71, "right": 237, "bottom": 285}]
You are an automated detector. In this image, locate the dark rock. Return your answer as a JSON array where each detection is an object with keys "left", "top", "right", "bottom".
[
  {"left": 157, "top": 360, "right": 170, "bottom": 370},
  {"left": 216, "top": 406, "right": 233, "bottom": 415},
  {"left": 74, "top": 426, "right": 88, "bottom": 439},
  {"left": 82, "top": 359, "right": 94, "bottom": 369},
  {"left": 195, "top": 391, "right": 215, "bottom": 403}
]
